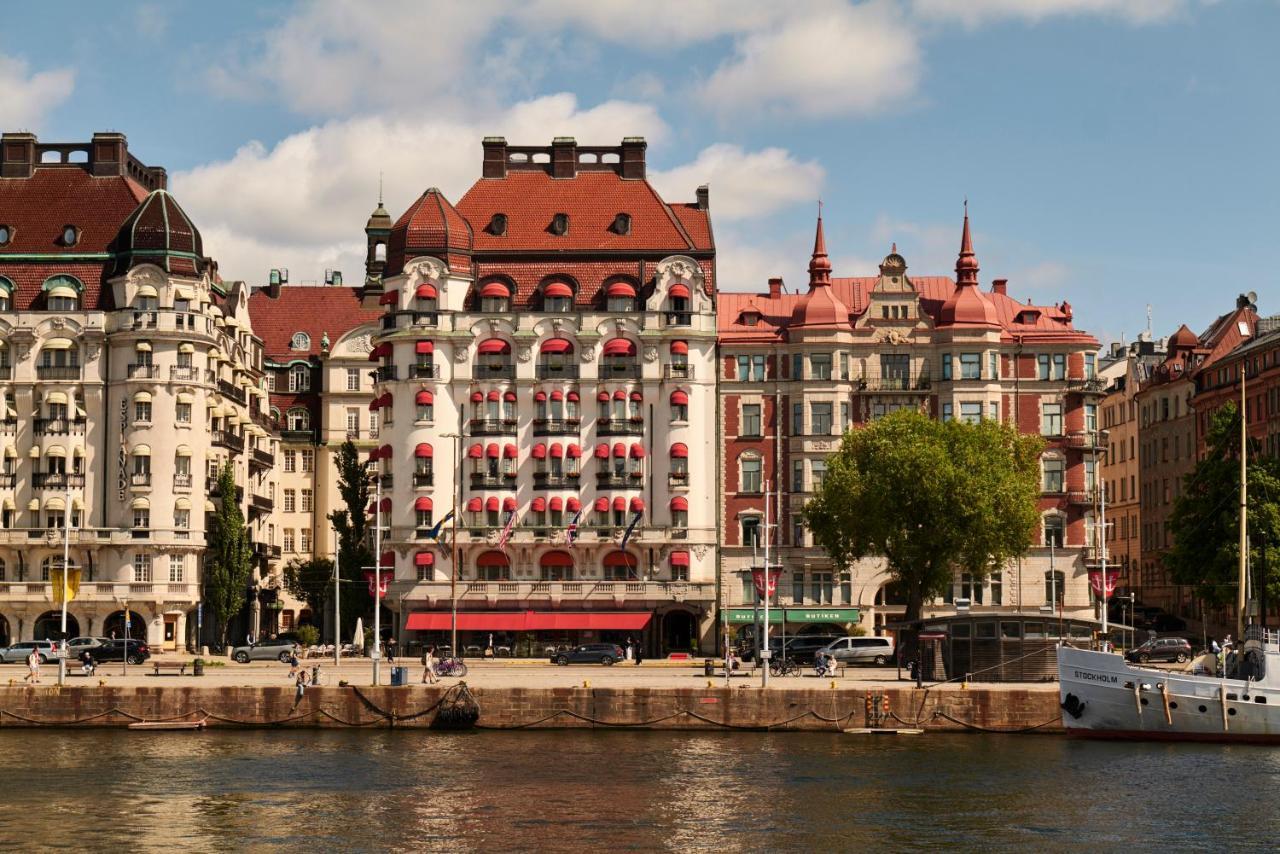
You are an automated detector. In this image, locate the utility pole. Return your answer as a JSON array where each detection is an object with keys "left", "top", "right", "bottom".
[
  {"left": 442, "top": 430, "right": 464, "bottom": 656},
  {"left": 333, "top": 545, "right": 340, "bottom": 669},
  {"left": 56, "top": 482, "right": 71, "bottom": 686},
  {"left": 372, "top": 476, "right": 382, "bottom": 686}
]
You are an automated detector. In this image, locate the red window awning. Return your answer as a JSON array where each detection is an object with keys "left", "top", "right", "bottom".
[
  {"left": 531, "top": 497, "right": 547, "bottom": 512},
  {"left": 612, "top": 497, "right": 626, "bottom": 511},
  {"left": 416, "top": 340, "right": 434, "bottom": 354},
  {"left": 467, "top": 443, "right": 482, "bottom": 459},
  {"left": 543, "top": 282, "right": 573, "bottom": 298},
  {"left": 503, "top": 444, "right": 517, "bottom": 459},
  {"left": 603, "top": 551, "right": 635, "bottom": 567},
  {"left": 670, "top": 340, "right": 688, "bottom": 355},
  {"left": 416, "top": 283, "right": 437, "bottom": 299},
  {"left": 670, "top": 390, "right": 688, "bottom": 405},
  {"left": 670, "top": 551, "right": 690, "bottom": 567},
  {"left": 670, "top": 496, "right": 688, "bottom": 511},
  {"left": 406, "top": 611, "right": 653, "bottom": 632},
  {"left": 415, "top": 551, "right": 435, "bottom": 567},
  {"left": 368, "top": 398, "right": 381, "bottom": 412},
  {"left": 540, "top": 337, "right": 574, "bottom": 354},
  {"left": 550, "top": 390, "right": 564, "bottom": 401},
  {"left": 594, "top": 497, "right": 609, "bottom": 512},
  {"left": 602, "top": 338, "right": 636, "bottom": 357},
  {"left": 612, "top": 442, "right": 626, "bottom": 457},
  {"left": 566, "top": 497, "right": 581, "bottom": 512},
  {"left": 534, "top": 391, "right": 547, "bottom": 402},
  {"left": 477, "top": 550, "right": 508, "bottom": 567},
  {"left": 670, "top": 442, "right": 688, "bottom": 458},
  {"left": 669, "top": 283, "right": 691, "bottom": 299},
  {"left": 487, "top": 390, "right": 500, "bottom": 402},
  {"left": 486, "top": 443, "right": 500, "bottom": 458},
  {"left": 379, "top": 497, "right": 392, "bottom": 512},
  {"left": 549, "top": 442, "right": 564, "bottom": 458},
  {"left": 470, "top": 391, "right": 484, "bottom": 403},
  {"left": 630, "top": 444, "right": 646, "bottom": 459},
  {"left": 606, "top": 281, "right": 636, "bottom": 298},
  {"left": 416, "top": 390, "right": 433, "bottom": 404},
  {"left": 549, "top": 497, "right": 564, "bottom": 512},
  {"left": 532, "top": 443, "right": 547, "bottom": 459},
  {"left": 594, "top": 443, "right": 608, "bottom": 459},
  {"left": 613, "top": 389, "right": 626, "bottom": 400},
  {"left": 630, "top": 391, "right": 642, "bottom": 402},
  {"left": 630, "top": 497, "right": 645, "bottom": 512},
  {"left": 477, "top": 339, "right": 511, "bottom": 355},
  {"left": 503, "top": 497, "right": 516, "bottom": 512},
  {"left": 566, "top": 444, "right": 581, "bottom": 458},
  {"left": 503, "top": 391, "right": 516, "bottom": 402},
  {"left": 379, "top": 443, "right": 392, "bottom": 459},
  {"left": 485, "top": 497, "right": 500, "bottom": 512},
  {"left": 415, "top": 496, "right": 433, "bottom": 511},
  {"left": 566, "top": 391, "right": 579, "bottom": 402},
  {"left": 379, "top": 290, "right": 398, "bottom": 305},
  {"left": 373, "top": 342, "right": 392, "bottom": 358},
  {"left": 597, "top": 391, "right": 610, "bottom": 403},
  {"left": 480, "top": 282, "right": 510, "bottom": 298},
  {"left": 541, "top": 551, "right": 573, "bottom": 567},
  {"left": 415, "top": 443, "right": 433, "bottom": 458},
  {"left": 466, "top": 498, "right": 482, "bottom": 512}
]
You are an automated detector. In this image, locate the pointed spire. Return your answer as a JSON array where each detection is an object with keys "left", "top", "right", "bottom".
[
  {"left": 955, "top": 200, "right": 979, "bottom": 286},
  {"left": 808, "top": 203, "right": 832, "bottom": 289}
]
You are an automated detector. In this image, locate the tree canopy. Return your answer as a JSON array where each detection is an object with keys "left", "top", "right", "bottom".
[
  {"left": 1165, "top": 401, "right": 1280, "bottom": 609},
  {"left": 803, "top": 410, "right": 1043, "bottom": 624},
  {"left": 327, "top": 440, "right": 373, "bottom": 640},
  {"left": 204, "top": 462, "right": 254, "bottom": 649},
  {"left": 282, "top": 555, "right": 335, "bottom": 626}
]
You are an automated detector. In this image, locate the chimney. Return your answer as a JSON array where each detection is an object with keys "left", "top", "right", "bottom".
[
  {"left": 482, "top": 136, "right": 508, "bottom": 179},
  {"left": 267, "top": 269, "right": 283, "bottom": 299},
  {"left": 1, "top": 132, "right": 36, "bottom": 179},
  {"left": 991, "top": 278, "right": 1007, "bottom": 295},
  {"left": 768, "top": 277, "right": 783, "bottom": 299},
  {"left": 90, "top": 132, "right": 127, "bottom": 178},
  {"left": 551, "top": 137, "right": 577, "bottom": 179},
  {"left": 620, "top": 137, "right": 646, "bottom": 180},
  {"left": 696, "top": 185, "right": 710, "bottom": 210}
]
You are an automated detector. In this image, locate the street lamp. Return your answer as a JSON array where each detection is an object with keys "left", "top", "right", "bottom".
[{"left": 441, "top": 430, "right": 465, "bottom": 656}]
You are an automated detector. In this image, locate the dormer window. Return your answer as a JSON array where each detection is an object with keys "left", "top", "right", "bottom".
[
  {"left": 0, "top": 225, "right": 11, "bottom": 246},
  {"left": 291, "top": 332, "right": 311, "bottom": 351},
  {"left": 489, "top": 213, "right": 507, "bottom": 236},
  {"left": 612, "top": 213, "right": 631, "bottom": 235},
  {"left": 549, "top": 213, "right": 569, "bottom": 236},
  {"left": 741, "top": 311, "right": 760, "bottom": 327},
  {"left": 61, "top": 225, "right": 78, "bottom": 247},
  {"left": 542, "top": 281, "right": 573, "bottom": 313}
]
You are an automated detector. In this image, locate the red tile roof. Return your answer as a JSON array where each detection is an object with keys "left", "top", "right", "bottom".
[
  {"left": 0, "top": 166, "right": 148, "bottom": 255},
  {"left": 0, "top": 261, "right": 114, "bottom": 311},
  {"left": 248, "top": 285, "right": 382, "bottom": 361},
  {"left": 385, "top": 188, "right": 473, "bottom": 277}
]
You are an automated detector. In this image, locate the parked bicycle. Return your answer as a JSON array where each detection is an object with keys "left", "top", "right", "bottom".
[
  {"left": 769, "top": 657, "right": 800, "bottom": 677},
  {"left": 435, "top": 657, "right": 468, "bottom": 677}
]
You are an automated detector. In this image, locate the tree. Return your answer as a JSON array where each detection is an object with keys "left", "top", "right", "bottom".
[
  {"left": 282, "top": 555, "right": 335, "bottom": 624},
  {"left": 803, "top": 410, "right": 1043, "bottom": 626},
  {"left": 204, "top": 462, "right": 254, "bottom": 649},
  {"left": 1165, "top": 401, "right": 1280, "bottom": 609},
  {"left": 327, "top": 440, "right": 373, "bottom": 641}
]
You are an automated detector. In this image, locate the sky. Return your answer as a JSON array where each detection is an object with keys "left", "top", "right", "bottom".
[{"left": 2, "top": 0, "right": 1276, "bottom": 346}]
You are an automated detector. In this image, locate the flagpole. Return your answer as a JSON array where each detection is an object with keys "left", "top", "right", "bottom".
[
  {"left": 762, "top": 480, "right": 770, "bottom": 690},
  {"left": 372, "top": 476, "right": 382, "bottom": 686},
  {"left": 57, "top": 481, "right": 71, "bottom": 686}
]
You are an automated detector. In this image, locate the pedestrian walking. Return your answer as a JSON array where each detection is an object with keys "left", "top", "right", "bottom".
[
  {"left": 422, "top": 645, "right": 439, "bottom": 684},
  {"left": 387, "top": 636, "right": 397, "bottom": 663},
  {"left": 625, "top": 638, "right": 634, "bottom": 663},
  {"left": 287, "top": 651, "right": 300, "bottom": 678},
  {"left": 25, "top": 648, "right": 40, "bottom": 684},
  {"left": 634, "top": 643, "right": 643, "bottom": 667},
  {"left": 486, "top": 633, "right": 494, "bottom": 658}
]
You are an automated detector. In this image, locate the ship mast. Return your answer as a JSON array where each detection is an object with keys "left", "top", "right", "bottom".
[{"left": 1238, "top": 362, "right": 1248, "bottom": 640}]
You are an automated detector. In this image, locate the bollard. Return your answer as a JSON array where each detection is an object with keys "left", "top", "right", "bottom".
[{"left": 704, "top": 659, "right": 714, "bottom": 678}]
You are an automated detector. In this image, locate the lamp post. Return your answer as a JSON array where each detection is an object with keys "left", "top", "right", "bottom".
[
  {"left": 371, "top": 474, "right": 383, "bottom": 686},
  {"left": 442, "top": 430, "right": 464, "bottom": 656},
  {"left": 56, "top": 482, "right": 72, "bottom": 686}
]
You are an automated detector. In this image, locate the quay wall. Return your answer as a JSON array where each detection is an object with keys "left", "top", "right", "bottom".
[{"left": 0, "top": 685, "right": 1064, "bottom": 733}]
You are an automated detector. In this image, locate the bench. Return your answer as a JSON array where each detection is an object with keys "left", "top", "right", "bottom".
[{"left": 151, "top": 662, "right": 189, "bottom": 677}]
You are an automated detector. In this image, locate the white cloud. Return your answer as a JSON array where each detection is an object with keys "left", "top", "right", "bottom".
[
  {"left": 911, "top": 0, "right": 1188, "bottom": 26},
  {"left": 0, "top": 53, "right": 74, "bottom": 130},
  {"left": 699, "top": 1, "right": 921, "bottom": 119},
  {"left": 650, "top": 144, "right": 824, "bottom": 222},
  {"left": 171, "top": 95, "right": 668, "bottom": 283},
  {"left": 1011, "top": 260, "right": 1070, "bottom": 290}
]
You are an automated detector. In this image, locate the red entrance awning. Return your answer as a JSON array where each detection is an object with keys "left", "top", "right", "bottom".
[{"left": 405, "top": 611, "right": 653, "bottom": 632}]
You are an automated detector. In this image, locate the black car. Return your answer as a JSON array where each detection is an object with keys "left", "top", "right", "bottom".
[
  {"left": 782, "top": 636, "right": 845, "bottom": 665},
  {"left": 91, "top": 638, "right": 150, "bottom": 665},
  {"left": 551, "top": 643, "right": 625, "bottom": 666},
  {"left": 1125, "top": 637, "right": 1192, "bottom": 664}
]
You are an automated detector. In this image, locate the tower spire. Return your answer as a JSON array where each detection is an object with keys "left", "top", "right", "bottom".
[
  {"left": 808, "top": 204, "right": 832, "bottom": 289},
  {"left": 955, "top": 201, "right": 979, "bottom": 286}
]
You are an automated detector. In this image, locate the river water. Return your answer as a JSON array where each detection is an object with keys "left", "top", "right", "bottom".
[{"left": 2, "top": 730, "right": 1277, "bottom": 852}]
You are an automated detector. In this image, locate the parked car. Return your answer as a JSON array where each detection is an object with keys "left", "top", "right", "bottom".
[
  {"left": 67, "top": 637, "right": 108, "bottom": 654},
  {"left": 821, "top": 636, "right": 895, "bottom": 666},
  {"left": 782, "top": 635, "right": 845, "bottom": 664},
  {"left": 0, "top": 640, "right": 59, "bottom": 663},
  {"left": 551, "top": 643, "right": 626, "bottom": 666},
  {"left": 1125, "top": 637, "right": 1192, "bottom": 664},
  {"left": 90, "top": 638, "right": 150, "bottom": 665},
  {"left": 231, "top": 639, "right": 299, "bottom": 663}
]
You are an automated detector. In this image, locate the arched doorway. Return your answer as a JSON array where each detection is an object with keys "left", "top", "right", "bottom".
[
  {"left": 475, "top": 550, "right": 510, "bottom": 581},
  {"left": 662, "top": 610, "right": 697, "bottom": 655},
  {"left": 103, "top": 610, "right": 147, "bottom": 641},
  {"left": 33, "top": 610, "right": 79, "bottom": 641}
]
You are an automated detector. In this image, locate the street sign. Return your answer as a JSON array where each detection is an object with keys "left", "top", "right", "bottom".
[{"left": 723, "top": 608, "right": 860, "bottom": 625}]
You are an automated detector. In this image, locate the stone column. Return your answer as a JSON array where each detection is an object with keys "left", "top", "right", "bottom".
[{"left": 175, "top": 610, "right": 188, "bottom": 653}]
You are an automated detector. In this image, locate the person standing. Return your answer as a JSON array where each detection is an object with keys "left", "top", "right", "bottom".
[
  {"left": 486, "top": 633, "right": 494, "bottom": 658},
  {"left": 634, "top": 642, "right": 643, "bottom": 667},
  {"left": 387, "top": 636, "right": 397, "bottom": 664},
  {"left": 421, "top": 645, "right": 439, "bottom": 684},
  {"left": 25, "top": 648, "right": 41, "bottom": 684},
  {"left": 287, "top": 651, "right": 300, "bottom": 679},
  {"left": 625, "top": 638, "right": 634, "bottom": 663}
]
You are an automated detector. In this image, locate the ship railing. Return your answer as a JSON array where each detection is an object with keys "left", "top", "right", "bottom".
[{"left": 1244, "top": 625, "right": 1280, "bottom": 651}]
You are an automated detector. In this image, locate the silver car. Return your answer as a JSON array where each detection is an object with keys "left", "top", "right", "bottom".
[
  {"left": 67, "top": 636, "right": 108, "bottom": 655},
  {"left": 231, "top": 639, "right": 298, "bottom": 663},
  {"left": 821, "top": 636, "right": 895, "bottom": 666},
  {"left": 0, "top": 640, "right": 59, "bottom": 663}
]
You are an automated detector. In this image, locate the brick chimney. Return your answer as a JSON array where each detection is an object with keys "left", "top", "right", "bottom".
[
  {"left": 620, "top": 137, "right": 646, "bottom": 180},
  {"left": 768, "top": 277, "right": 783, "bottom": 298},
  {"left": 991, "top": 278, "right": 1007, "bottom": 295},
  {"left": 696, "top": 185, "right": 710, "bottom": 210},
  {"left": 551, "top": 137, "right": 577, "bottom": 179},
  {"left": 482, "top": 137, "right": 508, "bottom": 179},
  {"left": 90, "top": 132, "right": 127, "bottom": 177},
  {"left": 1, "top": 132, "right": 36, "bottom": 179}
]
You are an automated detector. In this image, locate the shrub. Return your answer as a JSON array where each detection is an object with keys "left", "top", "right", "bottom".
[{"left": 296, "top": 625, "right": 320, "bottom": 648}]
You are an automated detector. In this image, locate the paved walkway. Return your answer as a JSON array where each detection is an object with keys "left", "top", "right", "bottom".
[{"left": 0, "top": 657, "right": 1061, "bottom": 691}]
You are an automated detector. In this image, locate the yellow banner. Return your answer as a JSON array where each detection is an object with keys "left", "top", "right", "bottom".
[{"left": 50, "top": 567, "right": 81, "bottom": 604}]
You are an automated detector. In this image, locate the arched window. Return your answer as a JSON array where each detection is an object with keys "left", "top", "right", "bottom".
[
  {"left": 739, "top": 452, "right": 762, "bottom": 494},
  {"left": 476, "top": 550, "right": 510, "bottom": 581},
  {"left": 667, "top": 283, "right": 692, "bottom": 325},
  {"left": 670, "top": 496, "right": 688, "bottom": 530},
  {"left": 669, "top": 442, "right": 689, "bottom": 484},
  {"left": 0, "top": 276, "right": 12, "bottom": 311},
  {"left": 603, "top": 550, "right": 638, "bottom": 581},
  {"left": 289, "top": 364, "right": 309, "bottom": 392},
  {"left": 670, "top": 389, "right": 689, "bottom": 422},
  {"left": 540, "top": 550, "right": 573, "bottom": 581},
  {"left": 287, "top": 407, "right": 310, "bottom": 431},
  {"left": 541, "top": 281, "right": 574, "bottom": 313},
  {"left": 291, "top": 332, "right": 311, "bottom": 351},
  {"left": 415, "top": 390, "right": 433, "bottom": 423},
  {"left": 740, "top": 512, "right": 762, "bottom": 547},
  {"left": 415, "top": 282, "right": 438, "bottom": 315},
  {"left": 414, "top": 443, "right": 433, "bottom": 485},
  {"left": 601, "top": 337, "right": 638, "bottom": 379},
  {"left": 478, "top": 280, "right": 510, "bottom": 313},
  {"left": 605, "top": 280, "right": 636, "bottom": 313},
  {"left": 42, "top": 275, "right": 83, "bottom": 311}
]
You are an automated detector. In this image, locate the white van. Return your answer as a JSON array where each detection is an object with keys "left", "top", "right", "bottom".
[{"left": 821, "top": 636, "right": 894, "bottom": 666}]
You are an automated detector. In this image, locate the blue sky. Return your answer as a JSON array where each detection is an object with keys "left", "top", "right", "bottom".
[{"left": 2, "top": 0, "right": 1275, "bottom": 346}]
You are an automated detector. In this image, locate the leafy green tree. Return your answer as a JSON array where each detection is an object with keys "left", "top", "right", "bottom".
[
  {"left": 282, "top": 555, "right": 335, "bottom": 625},
  {"left": 328, "top": 441, "right": 373, "bottom": 640},
  {"left": 204, "top": 462, "right": 254, "bottom": 649},
  {"left": 1165, "top": 401, "right": 1280, "bottom": 608},
  {"left": 803, "top": 410, "right": 1043, "bottom": 625}
]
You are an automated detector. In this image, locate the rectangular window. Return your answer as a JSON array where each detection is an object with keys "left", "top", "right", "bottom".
[
  {"left": 169, "top": 554, "right": 184, "bottom": 583},
  {"left": 881, "top": 354, "right": 910, "bottom": 389},
  {"left": 346, "top": 408, "right": 359, "bottom": 434},
  {"left": 283, "top": 451, "right": 296, "bottom": 473},
  {"left": 264, "top": 373, "right": 274, "bottom": 392},
  {"left": 793, "top": 458, "right": 804, "bottom": 493},
  {"left": 1084, "top": 457, "right": 1097, "bottom": 492},
  {"left": 133, "top": 554, "right": 152, "bottom": 583},
  {"left": 742, "top": 404, "right": 762, "bottom": 437},
  {"left": 737, "top": 355, "right": 750, "bottom": 381},
  {"left": 1038, "top": 354, "right": 1051, "bottom": 381},
  {"left": 810, "top": 459, "right": 827, "bottom": 488},
  {"left": 810, "top": 353, "right": 832, "bottom": 380},
  {"left": 742, "top": 517, "right": 761, "bottom": 547},
  {"left": 1042, "top": 458, "right": 1064, "bottom": 493},
  {"left": 751, "top": 355, "right": 766, "bottom": 381},
  {"left": 960, "top": 402, "right": 982, "bottom": 424},
  {"left": 134, "top": 401, "right": 152, "bottom": 423},
  {"left": 942, "top": 354, "right": 953, "bottom": 381},
  {"left": 988, "top": 351, "right": 999, "bottom": 380},
  {"left": 133, "top": 509, "right": 149, "bottom": 529},
  {"left": 793, "top": 518, "right": 805, "bottom": 547},
  {"left": 792, "top": 402, "right": 803, "bottom": 435},
  {"left": 347, "top": 368, "right": 360, "bottom": 391},
  {"left": 301, "top": 489, "right": 313, "bottom": 513},
  {"left": 942, "top": 403, "right": 953, "bottom": 422},
  {"left": 1084, "top": 353, "right": 1096, "bottom": 378},
  {"left": 175, "top": 509, "right": 189, "bottom": 530},
  {"left": 300, "top": 529, "right": 311, "bottom": 553},
  {"left": 1041, "top": 402, "right": 1063, "bottom": 436},
  {"left": 840, "top": 401, "right": 850, "bottom": 433},
  {"left": 283, "top": 529, "right": 295, "bottom": 552},
  {"left": 988, "top": 401, "right": 999, "bottom": 422},
  {"left": 960, "top": 353, "right": 981, "bottom": 380},
  {"left": 792, "top": 353, "right": 804, "bottom": 380},
  {"left": 176, "top": 402, "right": 191, "bottom": 423},
  {"left": 283, "top": 489, "right": 296, "bottom": 513},
  {"left": 989, "top": 571, "right": 1003, "bottom": 605},
  {"left": 811, "top": 402, "right": 833, "bottom": 434},
  {"left": 1085, "top": 403, "right": 1098, "bottom": 433},
  {"left": 741, "top": 458, "right": 762, "bottom": 494},
  {"left": 301, "top": 450, "right": 314, "bottom": 473},
  {"left": 1052, "top": 354, "right": 1066, "bottom": 380},
  {"left": 839, "top": 352, "right": 849, "bottom": 380}
]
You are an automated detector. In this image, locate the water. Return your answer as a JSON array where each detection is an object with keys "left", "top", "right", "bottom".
[{"left": 3, "top": 730, "right": 1278, "bottom": 852}]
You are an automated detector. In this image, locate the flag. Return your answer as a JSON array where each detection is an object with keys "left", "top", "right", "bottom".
[
  {"left": 51, "top": 567, "right": 81, "bottom": 605},
  {"left": 427, "top": 509, "right": 455, "bottom": 540},
  {"left": 566, "top": 508, "right": 582, "bottom": 547},
  {"left": 497, "top": 509, "right": 517, "bottom": 552},
  {"left": 620, "top": 510, "right": 642, "bottom": 550}
]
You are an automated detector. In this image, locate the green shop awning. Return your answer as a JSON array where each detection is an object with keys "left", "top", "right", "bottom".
[{"left": 723, "top": 608, "right": 859, "bottom": 625}]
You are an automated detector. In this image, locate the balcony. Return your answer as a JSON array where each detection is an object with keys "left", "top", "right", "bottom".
[
  {"left": 854, "top": 373, "right": 932, "bottom": 392},
  {"left": 36, "top": 365, "right": 80, "bottom": 381},
  {"left": 664, "top": 311, "right": 692, "bottom": 327},
  {"left": 599, "top": 361, "right": 642, "bottom": 380},
  {"left": 470, "top": 473, "right": 517, "bottom": 490},
  {"left": 173, "top": 474, "right": 193, "bottom": 490},
  {"left": 533, "top": 472, "right": 581, "bottom": 489},
  {"left": 381, "top": 310, "right": 438, "bottom": 330},
  {"left": 380, "top": 473, "right": 394, "bottom": 489},
  {"left": 446, "top": 579, "right": 715, "bottom": 602},
  {"left": 533, "top": 418, "right": 580, "bottom": 436},
  {"left": 32, "top": 473, "right": 84, "bottom": 489},
  {"left": 663, "top": 364, "right": 695, "bottom": 380},
  {"left": 0, "top": 474, "right": 13, "bottom": 488},
  {"left": 212, "top": 430, "right": 244, "bottom": 453},
  {"left": 475, "top": 363, "right": 515, "bottom": 380},
  {"left": 1065, "top": 431, "right": 1109, "bottom": 451},
  {"left": 668, "top": 471, "right": 689, "bottom": 488},
  {"left": 535, "top": 363, "right": 580, "bottom": 380},
  {"left": 414, "top": 472, "right": 434, "bottom": 488},
  {"left": 206, "top": 479, "right": 244, "bottom": 502},
  {"left": 409, "top": 363, "right": 436, "bottom": 380},
  {"left": 251, "top": 447, "right": 275, "bottom": 468},
  {"left": 127, "top": 363, "right": 159, "bottom": 379},
  {"left": 217, "top": 378, "right": 248, "bottom": 405},
  {"left": 250, "top": 494, "right": 274, "bottom": 513},
  {"left": 170, "top": 365, "right": 201, "bottom": 382},
  {"left": 33, "top": 418, "right": 85, "bottom": 436},
  {"left": 1067, "top": 489, "right": 1097, "bottom": 506},
  {"left": 596, "top": 471, "right": 642, "bottom": 488},
  {"left": 597, "top": 418, "right": 645, "bottom": 437},
  {"left": 130, "top": 473, "right": 152, "bottom": 487},
  {"left": 375, "top": 365, "right": 398, "bottom": 382},
  {"left": 1066, "top": 377, "right": 1108, "bottom": 396},
  {"left": 468, "top": 418, "right": 518, "bottom": 436}
]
